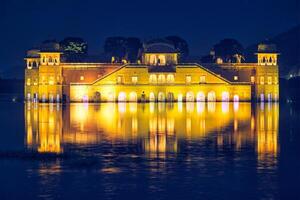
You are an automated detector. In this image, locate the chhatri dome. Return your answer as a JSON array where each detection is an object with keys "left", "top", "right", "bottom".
[{"left": 142, "top": 39, "right": 178, "bottom": 66}]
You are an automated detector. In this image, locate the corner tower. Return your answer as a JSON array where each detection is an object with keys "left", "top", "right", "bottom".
[{"left": 255, "top": 43, "right": 279, "bottom": 101}]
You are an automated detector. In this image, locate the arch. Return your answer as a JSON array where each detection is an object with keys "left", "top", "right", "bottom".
[
  {"left": 158, "top": 74, "right": 165, "bottom": 83},
  {"left": 260, "top": 93, "right": 265, "bottom": 102},
  {"left": 233, "top": 94, "right": 239, "bottom": 102},
  {"left": 167, "top": 92, "right": 174, "bottom": 102},
  {"left": 129, "top": 92, "right": 138, "bottom": 102},
  {"left": 56, "top": 94, "right": 60, "bottom": 103},
  {"left": 49, "top": 94, "right": 54, "bottom": 103},
  {"left": 267, "top": 93, "right": 272, "bottom": 102},
  {"left": 158, "top": 92, "right": 165, "bottom": 102},
  {"left": 32, "top": 61, "right": 37, "bottom": 68},
  {"left": 118, "top": 92, "right": 126, "bottom": 102},
  {"left": 221, "top": 91, "right": 230, "bottom": 102},
  {"left": 27, "top": 93, "right": 31, "bottom": 101},
  {"left": 207, "top": 91, "right": 216, "bottom": 102},
  {"left": 149, "top": 92, "right": 156, "bottom": 102},
  {"left": 158, "top": 55, "right": 166, "bottom": 65},
  {"left": 178, "top": 94, "right": 183, "bottom": 102},
  {"left": 94, "top": 92, "right": 101, "bottom": 102},
  {"left": 149, "top": 74, "right": 157, "bottom": 83},
  {"left": 196, "top": 92, "right": 205, "bottom": 102},
  {"left": 49, "top": 57, "right": 53, "bottom": 63},
  {"left": 186, "top": 91, "right": 194, "bottom": 102},
  {"left": 82, "top": 95, "right": 88, "bottom": 103}
]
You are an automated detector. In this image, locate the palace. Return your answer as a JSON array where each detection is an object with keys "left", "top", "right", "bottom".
[{"left": 24, "top": 40, "right": 279, "bottom": 102}]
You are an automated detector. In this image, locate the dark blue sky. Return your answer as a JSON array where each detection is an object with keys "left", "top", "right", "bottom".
[{"left": 0, "top": 0, "right": 299, "bottom": 73}]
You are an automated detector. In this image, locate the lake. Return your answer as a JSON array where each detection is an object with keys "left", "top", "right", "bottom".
[{"left": 0, "top": 102, "right": 299, "bottom": 200}]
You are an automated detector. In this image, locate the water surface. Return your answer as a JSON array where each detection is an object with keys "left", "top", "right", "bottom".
[{"left": 0, "top": 102, "right": 299, "bottom": 200}]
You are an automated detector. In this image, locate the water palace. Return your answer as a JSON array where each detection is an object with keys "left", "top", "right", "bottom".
[{"left": 24, "top": 40, "right": 279, "bottom": 103}]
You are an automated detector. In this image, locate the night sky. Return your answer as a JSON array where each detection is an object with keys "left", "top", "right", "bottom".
[{"left": 0, "top": 0, "right": 299, "bottom": 76}]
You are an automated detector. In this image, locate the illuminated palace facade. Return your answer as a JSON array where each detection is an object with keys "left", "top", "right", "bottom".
[{"left": 24, "top": 41, "right": 279, "bottom": 102}]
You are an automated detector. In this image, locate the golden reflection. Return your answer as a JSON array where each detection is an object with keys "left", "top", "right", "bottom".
[{"left": 25, "top": 102, "right": 279, "bottom": 165}]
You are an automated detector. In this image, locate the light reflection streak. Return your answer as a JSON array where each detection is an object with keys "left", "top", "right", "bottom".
[{"left": 25, "top": 102, "right": 279, "bottom": 168}]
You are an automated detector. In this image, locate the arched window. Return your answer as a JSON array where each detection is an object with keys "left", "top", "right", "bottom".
[
  {"left": 49, "top": 57, "right": 53, "bottom": 63},
  {"left": 221, "top": 91, "right": 229, "bottom": 102},
  {"left": 149, "top": 74, "right": 157, "bottom": 83},
  {"left": 186, "top": 91, "right": 194, "bottom": 102},
  {"left": 260, "top": 93, "right": 265, "bottom": 102},
  {"left": 178, "top": 94, "right": 183, "bottom": 102},
  {"left": 207, "top": 91, "right": 216, "bottom": 102},
  {"left": 149, "top": 92, "right": 155, "bottom": 102},
  {"left": 118, "top": 92, "right": 126, "bottom": 102},
  {"left": 233, "top": 95, "right": 239, "bottom": 102},
  {"left": 196, "top": 92, "right": 205, "bottom": 102},
  {"left": 158, "top": 74, "right": 165, "bottom": 83},
  {"left": 129, "top": 92, "right": 138, "bottom": 102},
  {"left": 158, "top": 92, "right": 165, "bottom": 102},
  {"left": 167, "top": 92, "right": 174, "bottom": 101},
  {"left": 267, "top": 93, "right": 272, "bottom": 102}
]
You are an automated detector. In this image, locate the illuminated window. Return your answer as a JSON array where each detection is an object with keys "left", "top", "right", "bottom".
[
  {"left": 234, "top": 76, "right": 238, "bottom": 81},
  {"left": 250, "top": 76, "right": 255, "bottom": 83},
  {"left": 49, "top": 76, "right": 54, "bottom": 85},
  {"left": 26, "top": 78, "right": 31, "bottom": 86},
  {"left": 274, "top": 77, "right": 278, "bottom": 84},
  {"left": 34, "top": 79, "right": 38, "bottom": 85},
  {"left": 149, "top": 74, "right": 157, "bottom": 83},
  {"left": 117, "top": 75, "right": 123, "bottom": 84},
  {"left": 132, "top": 76, "right": 138, "bottom": 84},
  {"left": 186, "top": 75, "right": 192, "bottom": 84},
  {"left": 260, "top": 76, "right": 264, "bottom": 85},
  {"left": 167, "top": 74, "right": 174, "bottom": 83},
  {"left": 27, "top": 61, "right": 32, "bottom": 69},
  {"left": 200, "top": 75, "right": 206, "bottom": 83},
  {"left": 267, "top": 76, "right": 272, "bottom": 85},
  {"left": 158, "top": 74, "right": 165, "bottom": 83},
  {"left": 80, "top": 76, "right": 84, "bottom": 81},
  {"left": 41, "top": 76, "right": 46, "bottom": 84}
]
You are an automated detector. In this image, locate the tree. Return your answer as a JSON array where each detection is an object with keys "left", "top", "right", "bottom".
[
  {"left": 60, "top": 37, "right": 88, "bottom": 55},
  {"left": 213, "top": 39, "right": 244, "bottom": 62},
  {"left": 104, "top": 37, "right": 142, "bottom": 63},
  {"left": 104, "top": 37, "right": 127, "bottom": 62},
  {"left": 125, "top": 37, "right": 142, "bottom": 63},
  {"left": 165, "top": 36, "right": 189, "bottom": 61}
]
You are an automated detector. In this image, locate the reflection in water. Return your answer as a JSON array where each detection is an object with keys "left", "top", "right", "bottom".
[{"left": 25, "top": 102, "right": 279, "bottom": 165}]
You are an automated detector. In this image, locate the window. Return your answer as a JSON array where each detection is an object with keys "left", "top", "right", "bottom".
[
  {"left": 149, "top": 74, "right": 157, "bottom": 83},
  {"left": 260, "top": 76, "right": 264, "bottom": 85},
  {"left": 41, "top": 76, "right": 46, "bottom": 84},
  {"left": 200, "top": 75, "right": 206, "bottom": 83},
  {"left": 267, "top": 76, "right": 272, "bottom": 85},
  {"left": 274, "top": 77, "right": 278, "bottom": 84},
  {"left": 26, "top": 78, "right": 31, "bottom": 86},
  {"left": 117, "top": 75, "right": 123, "bottom": 84},
  {"left": 49, "top": 76, "right": 54, "bottom": 85},
  {"left": 132, "top": 76, "right": 138, "bottom": 84},
  {"left": 234, "top": 76, "right": 238, "bottom": 81},
  {"left": 167, "top": 74, "right": 174, "bottom": 83},
  {"left": 186, "top": 75, "right": 192, "bottom": 84},
  {"left": 250, "top": 76, "right": 255, "bottom": 83},
  {"left": 158, "top": 74, "right": 165, "bottom": 83},
  {"left": 80, "top": 76, "right": 84, "bottom": 81}
]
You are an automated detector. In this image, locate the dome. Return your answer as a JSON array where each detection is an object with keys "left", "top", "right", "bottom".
[
  {"left": 257, "top": 43, "right": 278, "bottom": 53},
  {"left": 144, "top": 39, "right": 178, "bottom": 53},
  {"left": 26, "top": 49, "right": 40, "bottom": 58}
]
